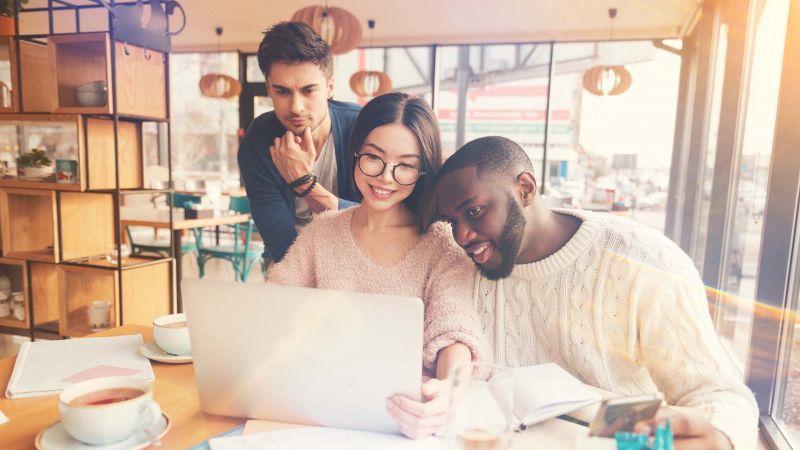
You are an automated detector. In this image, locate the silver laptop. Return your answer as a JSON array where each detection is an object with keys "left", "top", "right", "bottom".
[{"left": 182, "top": 279, "right": 424, "bottom": 434}]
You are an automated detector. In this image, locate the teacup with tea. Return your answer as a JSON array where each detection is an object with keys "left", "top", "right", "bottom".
[
  {"left": 59, "top": 376, "right": 161, "bottom": 445},
  {"left": 153, "top": 313, "right": 191, "bottom": 356}
]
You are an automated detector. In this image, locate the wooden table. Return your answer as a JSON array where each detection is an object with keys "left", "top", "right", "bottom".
[
  {"left": 0, "top": 325, "right": 243, "bottom": 449},
  {"left": 121, "top": 210, "right": 251, "bottom": 311},
  {"left": 0, "top": 326, "right": 590, "bottom": 450}
]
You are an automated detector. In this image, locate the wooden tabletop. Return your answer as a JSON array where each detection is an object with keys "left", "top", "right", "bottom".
[
  {"left": 0, "top": 325, "right": 243, "bottom": 449},
  {"left": 121, "top": 210, "right": 251, "bottom": 231},
  {"left": 0, "top": 326, "right": 591, "bottom": 449}
]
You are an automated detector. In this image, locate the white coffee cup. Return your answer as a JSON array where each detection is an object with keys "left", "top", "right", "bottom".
[
  {"left": 153, "top": 313, "right": 191, "bottom": 356},
  {"left": 59, "top": 376, "right": 161, "bottom": 445}
]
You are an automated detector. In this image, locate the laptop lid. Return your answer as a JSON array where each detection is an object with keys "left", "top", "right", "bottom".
[{"left": 182, "top": 279, "right": 424, "bottom": 434}]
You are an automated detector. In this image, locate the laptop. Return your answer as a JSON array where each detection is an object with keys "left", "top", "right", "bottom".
[{"left": 182, "top": 279, "right": 424, "bottom": 434}]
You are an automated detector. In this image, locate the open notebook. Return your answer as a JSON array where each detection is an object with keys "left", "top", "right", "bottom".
[
  {"left": 510, "top": 363, "right": 603, "bottom": 428},
  {"left": 5, "top": 334, "right": 154, "bottom": 399}
]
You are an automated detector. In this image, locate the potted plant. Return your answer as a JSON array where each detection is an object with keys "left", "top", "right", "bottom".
[
  {"left": 16, "top": 148, "right": 52, "bottom": 179},
  {"left": 0, "top": 0, "right": 28, "bottom": 36}
]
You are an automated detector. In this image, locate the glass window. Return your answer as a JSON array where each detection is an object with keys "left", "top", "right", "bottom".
[
  {"left": 718, "top": 0, "right": 790, "bottom": 371},
  {"left": 693, "top": 23, "right": 729, "bottom": 269},
  {"left": 436, "top": 44, "right": 551, "bottom": 160},
  {"left": 169, "top": 52, "right": 240, "bottom": 191},
  {"left": 550, "top": 41, "right": 681, "bottom": 230}
]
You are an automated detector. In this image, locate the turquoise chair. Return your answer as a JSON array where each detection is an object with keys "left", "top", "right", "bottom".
[
  {"left": 127, "top": 193, "right": 203, "bottom": 260},
  {"left": 197, "top": 196, "right": 264, "bottom": 281}
]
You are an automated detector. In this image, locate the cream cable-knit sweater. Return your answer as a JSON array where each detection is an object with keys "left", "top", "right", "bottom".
[
  {"left": 474, "top": 208, "right": 758, "bottom": 449},
  {"left": 268, "top": 206, "right": 488, "bottom": 373}
]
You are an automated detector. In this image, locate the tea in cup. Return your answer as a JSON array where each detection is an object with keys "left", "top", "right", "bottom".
[
  {"left": 153, "top": 313, "right": 191, "bottom": 356},
  {"left": 59, "top": 376, "right": 161, "bottom": 445}
]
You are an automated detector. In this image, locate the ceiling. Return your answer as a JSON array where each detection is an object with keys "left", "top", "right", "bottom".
[{"left": 24, "top": 0, "right": 702, "bottom": 52}]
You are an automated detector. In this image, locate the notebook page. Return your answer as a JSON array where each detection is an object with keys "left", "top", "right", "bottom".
[
  {"left": 6, "top": 334, "right": 154, "bottom": 398},
  {"left": 512, "top": 363, "right": 602, "bottom": 425},
  {"left": 209, "top": 427, "right": 441, "bottom": 450}
]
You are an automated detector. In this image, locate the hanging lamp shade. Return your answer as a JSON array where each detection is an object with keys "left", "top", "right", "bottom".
[
  {"left": 582, "top": 65, "right": 632, "bottom": 96},
  {"left": 291, "top": 5, "right": 362, "bottom": 55},
  {"left": 349, "top": 71, "right": 392, "bottom": 97},
  {"left": 199, "top": 73, "right": 242, "bottom": 99}
]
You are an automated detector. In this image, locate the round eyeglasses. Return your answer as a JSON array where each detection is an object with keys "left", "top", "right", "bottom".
[{"left": 355, "top": 153, "right": 425, "bottom": 186}]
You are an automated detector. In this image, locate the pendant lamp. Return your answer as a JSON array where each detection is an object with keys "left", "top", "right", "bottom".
[
  {"left": 292, "top": 2, "right": 362, "bottom": 55},
  {"left": 199, "top": 27, "right": 242, "bottom": 99},
  {"left": 349, "top": 20, "right": 393, "bottom": 98},
  {"left": 582, "top": 8, "right": 632, "bottom": 96}
]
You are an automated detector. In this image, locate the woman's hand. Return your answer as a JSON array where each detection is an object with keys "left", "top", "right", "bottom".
[
  {"left": 634, "top": 411, "right": 732, "bottom": 450},
  {"left": 386, "top": 378, "right": 451, "bottom": 439}
]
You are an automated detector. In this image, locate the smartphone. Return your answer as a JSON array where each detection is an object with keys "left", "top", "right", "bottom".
[{"left": 587, "top": 394, "right": 663, "bottom": 437}]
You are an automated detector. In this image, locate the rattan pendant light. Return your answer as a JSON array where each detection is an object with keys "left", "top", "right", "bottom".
[
  {"left": 199, "top": 27, "right": 242, "bottom": 99},
  {"left": 582, "top": 8, "right": 632, "bottom": 96},
  {"left": 349, "top": 20, "right": 393, "bottom": 98},
  {"left": 292, "top": 2, "right": 362, "bottom": 55}
]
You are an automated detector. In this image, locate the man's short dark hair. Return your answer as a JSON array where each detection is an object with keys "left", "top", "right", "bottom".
[
  {"left": 257, "top": 22, "right": 333, "bottom": 79},
  {"left": 438, "top": 136, "right": 534, "bottom": 181}
]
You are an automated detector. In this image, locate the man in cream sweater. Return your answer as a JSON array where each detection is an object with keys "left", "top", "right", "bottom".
[{"left": 434, "top": 136, "right": 758, "bottom": 449}]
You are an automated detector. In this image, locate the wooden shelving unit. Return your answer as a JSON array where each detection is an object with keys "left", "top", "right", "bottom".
[{"left": 0, "top": 2, "right": 176, "bottom": 340}]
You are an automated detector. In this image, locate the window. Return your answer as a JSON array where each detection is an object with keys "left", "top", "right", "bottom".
[
  {"left": 169, "top": 52, "right": 240, "bottom": 191},
  {"left": 550, "top": 41, "right": 681, "bottom": 231},
  {"left": 436, "top": 44, "right": 550, "bottom": 160},
  {"left": 718, "top": 0, "right": 790, "bottom": 371}
]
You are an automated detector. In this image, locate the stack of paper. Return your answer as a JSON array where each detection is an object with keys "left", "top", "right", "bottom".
[{"left": 5, "top": 334, "right": 154, "bottom": 399}]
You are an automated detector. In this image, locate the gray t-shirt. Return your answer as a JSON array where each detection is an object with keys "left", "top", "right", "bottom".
[{"left": 295, "top": 135, "right": 337, "bottom": 222}]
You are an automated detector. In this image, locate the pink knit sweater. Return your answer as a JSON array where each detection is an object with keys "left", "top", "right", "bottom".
[{"left": 268, "top": 206, "right": 487, "bottom": 372}]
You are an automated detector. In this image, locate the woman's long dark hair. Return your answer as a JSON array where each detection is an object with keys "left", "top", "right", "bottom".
[{"left": 349, "top": 92, "right": 442, "bottom": 232}]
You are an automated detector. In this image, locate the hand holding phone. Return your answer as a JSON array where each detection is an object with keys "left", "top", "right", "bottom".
[{"left": 588, "top": 393, "right": 663, "bottom": 437}]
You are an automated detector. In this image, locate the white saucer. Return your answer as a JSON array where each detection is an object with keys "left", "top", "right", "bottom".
[
  {"left": 138, "top": 341, "right": 193, "bottom": 364},
  {"left": 36, "top": 412, "right": 171, "bottom": 450}
]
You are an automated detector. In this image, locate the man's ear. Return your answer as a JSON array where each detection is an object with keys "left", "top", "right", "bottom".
[
  {"left": 517, "top": 171, "right": 538, "bottom": 206},
  {"left": 326, "top": 75, "right": 335, "bottom": 99}
]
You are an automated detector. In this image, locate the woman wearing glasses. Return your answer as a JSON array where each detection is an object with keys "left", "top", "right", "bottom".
[{"left": 268, "top": 92, "right": 486, "bottom": 438}]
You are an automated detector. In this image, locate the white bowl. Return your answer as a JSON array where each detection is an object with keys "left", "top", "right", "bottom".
[
  {"left": 77, "top": 80, "right": 107, "bottom": 93},
  {"left": 76, "top": 90, "right": 107, "bottom": 107}
]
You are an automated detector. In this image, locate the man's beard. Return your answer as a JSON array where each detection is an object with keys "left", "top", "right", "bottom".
[{"left": 479, "top": 195, "right": 526, "bottom": 280}]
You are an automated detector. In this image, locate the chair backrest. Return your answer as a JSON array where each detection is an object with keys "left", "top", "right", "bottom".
[
  {"left": 229, "top": 196, "right": 251, "bottom": 214},
  {"left": 168, "top": 193, "right": 202, "bottom": 209},
  {"left": 184, "top": 179, "right": 207, "bottom": 192}
]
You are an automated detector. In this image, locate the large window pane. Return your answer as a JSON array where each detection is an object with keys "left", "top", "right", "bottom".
[
  {"left": 170, "top": 52, "right": 240, "bottom": 191},
  {"left": 718, "top": 0, "right": 789, "bottom": 372},
  {"left": 550, "top": 41, "right": 680, "bottom": 231},
  {"left": 436, "top": 44, "right": 551, "bottom": 161},
  {"left": 693, "top": 23, "right": 728, "bottom": 269}
]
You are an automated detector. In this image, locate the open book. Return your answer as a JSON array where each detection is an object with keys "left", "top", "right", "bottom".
[{"left": 505, "top": 363, "right": 602, "bottom": 429}]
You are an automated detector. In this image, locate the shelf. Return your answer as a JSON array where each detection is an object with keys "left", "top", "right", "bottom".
[
  {"left": 0, "top": 188, "right": 58, "bottom": 262},
  {"left": 0, "top": 176, "right": 82, "bottom": 191},
  {"left": 0, "top": 257, "right": 29, "bottom": 329},
  {"left": 67, "top": 255, "right": 171, "bottom": 270},
  {"left": 59, "top": 260, "right": 172, "bottom": 337},
  {"left": 50, "top": 33, "right": 166, "bottom": 120},
  {"left": 0, "top": 113, "right": 144, "bottom": 191},
  {"left": 29, "top": 262, "right": 60, "bottom": 327},
  {"left": 59, "top": 191, "right": 115, "bottom": 262}
]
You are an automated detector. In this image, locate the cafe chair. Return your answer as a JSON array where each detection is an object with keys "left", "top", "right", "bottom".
[
  {"left": 196, "top": 196, "right": 265, "bottom": 282},
  {"left": 126, "top": 193, "right": 204, "bottom": 264}
]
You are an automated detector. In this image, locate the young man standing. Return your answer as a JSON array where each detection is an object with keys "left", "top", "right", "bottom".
[
  {"left": 433, "top": 136, "right": 758, "bottom": 449},
  {"left": 238, "top": 22, "right": 361, "bottom": 262}
]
